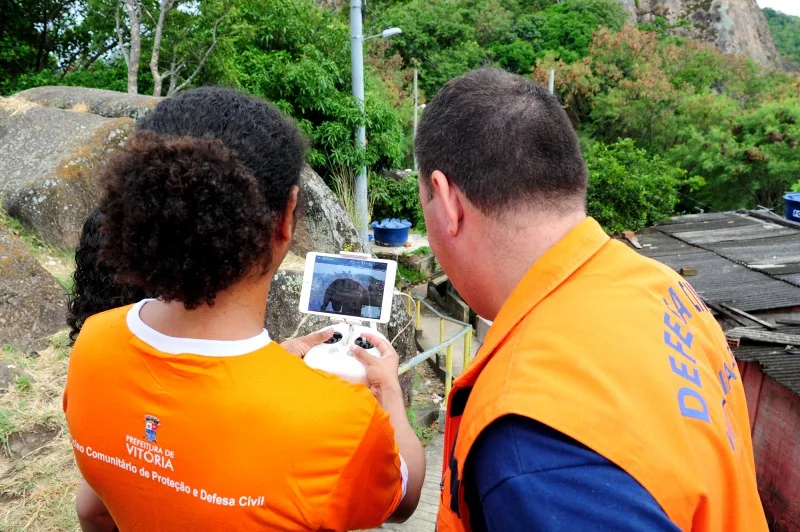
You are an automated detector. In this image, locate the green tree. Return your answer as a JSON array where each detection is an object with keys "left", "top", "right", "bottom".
[
  {"left": 586, "top": 139, "right": 687, "bottom": 233},
  {"left": 203, "top": 0, "right": 405, "bottom": 173},
  {"left": 0, "top": 0, "right": 95, "bottom": 93},
  {"left": 537, "top": 0, "right": 626, "bottom": 63},
  {"left": 670, "top": 99, "right": 800, "bottom": 211}
]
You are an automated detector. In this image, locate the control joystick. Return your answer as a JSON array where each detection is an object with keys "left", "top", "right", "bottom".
[
  {"left": 304, "top": 324, "right": 385, "bottom": 385},
  {"left": 324, "top": 331, "right": 344, "bottom": 344},
  {"left": 354, "top": 336, "right": 374, "bottom": 350}
]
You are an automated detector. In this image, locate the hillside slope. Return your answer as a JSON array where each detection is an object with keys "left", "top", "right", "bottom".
[{"left": 764, "top": 8, "right": 800, "bottom": 68}]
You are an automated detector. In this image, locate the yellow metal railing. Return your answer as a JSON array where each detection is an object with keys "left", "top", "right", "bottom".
[{"left": 397, "top": 293, "right": 474, "bottom": 416}]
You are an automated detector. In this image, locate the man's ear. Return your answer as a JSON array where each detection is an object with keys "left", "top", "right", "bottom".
[
  {"left": 431, "top": 170, "right": 463, "bottom": 236},
  {"left": 278, "top": 185, "right": 300, "bottom": 243}
]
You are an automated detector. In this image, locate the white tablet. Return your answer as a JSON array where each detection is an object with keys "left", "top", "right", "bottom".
[{"left": 298, "top": 252, "right": 398, "bottom": 324}]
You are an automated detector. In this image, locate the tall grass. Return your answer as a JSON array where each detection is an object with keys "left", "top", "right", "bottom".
[{"left": 329, "top": 165, "right": 374, "bottom": 231}]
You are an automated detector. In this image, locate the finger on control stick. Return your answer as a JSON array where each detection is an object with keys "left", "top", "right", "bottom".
[
  {"left": 360, "top": 333, "right": 392, "bottom": 355},
  {"left": 351, "top": 344, "right": 377, "bottom": 365}
]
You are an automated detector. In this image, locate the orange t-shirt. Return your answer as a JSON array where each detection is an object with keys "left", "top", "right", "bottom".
[{"left": 64, "top": 300, "right": 405, "bottom": 531}]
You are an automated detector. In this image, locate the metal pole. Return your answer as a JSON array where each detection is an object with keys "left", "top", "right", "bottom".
[
  {"left": 444, "top": 344, "right": 454, "bottom": 409},
  {"left": 413, "top": 68, "right": 418, "bottom": 171},
  {"left": 350, "top": 0, "right": 369, "bottom": 246},
  {"left": 439, "top": 317, "right": 444, "bottom": 356},
  {"left": 548, "top": 68, "right": 555, "bottom": 94},
  {"left": 463, "top": 326, "right": 470, "bottom": 370}
]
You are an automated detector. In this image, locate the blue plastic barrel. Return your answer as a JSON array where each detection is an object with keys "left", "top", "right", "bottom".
[
  {"left": 371, "top": 218, "right": 412, "bottom": 247},
  {"left": 784, "top": 193, "right": 800, "bottom": 222}
]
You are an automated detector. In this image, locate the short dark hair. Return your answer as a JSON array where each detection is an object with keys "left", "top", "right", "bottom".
[
  {"left": 415, "top": 68, "right": 588, "bottom": 213},
  {"left": 67, "top": 209, "right": 148, "bottom": 344},
  {"left": 98, "top": 87, "right": 306, "bottom": 309}
]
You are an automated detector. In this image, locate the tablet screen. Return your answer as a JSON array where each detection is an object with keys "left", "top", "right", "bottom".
[{"left": 306, "top": 255, "right": 390, "bottom": 320}]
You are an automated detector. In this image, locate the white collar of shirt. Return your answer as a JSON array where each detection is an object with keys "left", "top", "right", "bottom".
[{"left": 126, "top": 299, "right": 272, "bottom": 357}]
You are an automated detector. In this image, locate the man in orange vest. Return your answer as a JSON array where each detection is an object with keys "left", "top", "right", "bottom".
[{"left": 412, "top": 68, "right": 767, "bottom": 531}]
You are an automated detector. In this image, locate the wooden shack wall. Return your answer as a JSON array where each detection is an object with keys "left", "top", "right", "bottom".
[{"left": 739, "top": 361, "right": 800, "bottom": 532}]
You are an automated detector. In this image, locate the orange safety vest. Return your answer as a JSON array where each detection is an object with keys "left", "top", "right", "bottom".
[{"left": 438, "top": 218, "right": 767, "bottom": 532}]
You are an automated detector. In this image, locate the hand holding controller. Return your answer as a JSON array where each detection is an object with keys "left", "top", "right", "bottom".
[{"left": 303, "top": 324, "right": 385, "bottom": 385}]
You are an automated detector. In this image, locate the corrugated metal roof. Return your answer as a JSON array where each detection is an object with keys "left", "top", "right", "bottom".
[
  {"left": 732, "top": 326, "right": 800, "bottom": 396},
  {"left": 627, "top": 212, "right": 800, "bottom": 311}
]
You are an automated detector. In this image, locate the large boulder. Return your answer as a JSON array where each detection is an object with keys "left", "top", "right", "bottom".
[
  {"left": 0, "top": 97, "right": 133, "bottom": 247},
  {"left": 1, "top": 90, "right": 359, "bottom": 252},
  {"left": 14, "top": 86, "right": 161, "bottom": 121},
  {"left": 292, "top": 166, "right": 363, "bottom": 256},
  {"left": 0, "top": 228, "right": 66, "bottom": 351},
  {"left": 267, "top": 253, "right": 415, "bottom": 405}
]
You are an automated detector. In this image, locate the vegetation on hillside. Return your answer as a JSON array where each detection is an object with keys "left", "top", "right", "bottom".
[
  {"left": 764, "top": 8, "right": 800, "bottom": 67},
  {"left": 2, "top": 0, "right": 799, "bottom": 233}
]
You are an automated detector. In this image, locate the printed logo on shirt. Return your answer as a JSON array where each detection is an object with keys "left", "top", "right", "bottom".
[{"left": 145, "top": 415, "right": 160, "bottom": 443}]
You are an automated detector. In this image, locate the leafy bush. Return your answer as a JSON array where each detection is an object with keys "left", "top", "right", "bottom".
[
  {"left": 585, "top": 139, "right": 686, "bottom": 233},
  {"left": 369, "top": 174, "right": 426, "bottom": 233},
  {"left": 2, "top": 59, "right": 138, "bottom": 96}
]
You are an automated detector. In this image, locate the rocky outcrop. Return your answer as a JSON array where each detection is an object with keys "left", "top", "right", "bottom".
[
  {"left": 1, "top": 88, "right": 360, "bottom": 252},
  {"left": 267, "top": 252, "right": 415, "bottom": 405},
  {"left": 14, "top": 86, "right": 161, "bottom": 121},
  {"left": 0, "top": 228, "right": 66, "bottom": 351},
  {"left": 292, "top": 165, "right": 363, "bottom": 256},
  {"left": 0, "top": 98, "right": 133, "bottom": 247},
  {"left": 620, "top": 0, "right": 781, "bottom": 68}
]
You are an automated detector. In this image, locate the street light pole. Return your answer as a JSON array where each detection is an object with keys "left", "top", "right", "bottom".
[
  {"left": 350, "top": 0, "right": 368, "bottom": 247},
  {"left": 413, "top": 68, "right": 418, "bottom": 171}
]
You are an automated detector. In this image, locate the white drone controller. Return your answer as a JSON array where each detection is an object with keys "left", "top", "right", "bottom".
[
  {"left": 303, "top": 323, "right": 385, "bottom": 385},
  {"left": 298, "top": 251, "right": 398, "bottom": 386}
]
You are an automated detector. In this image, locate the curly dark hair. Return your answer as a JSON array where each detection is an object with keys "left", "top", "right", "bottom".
[
  {"left": 67, "top": 209, "right": 148, "bottom": 344},
  {"left": 98, "top": 87, "right": 306, "bottom": 310}
]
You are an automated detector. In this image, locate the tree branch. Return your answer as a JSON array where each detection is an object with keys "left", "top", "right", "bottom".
[
  {"left": 169, "top": 14, "right": 225, "bottom": 95},
  {"left": 150, "top": 0, "right": 179, "bottom": 96}
]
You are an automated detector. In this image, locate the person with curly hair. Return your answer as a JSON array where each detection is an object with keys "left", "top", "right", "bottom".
[
  {"left": 66, "top": 209, "right": 148, "bottom": 345},
  {"left": 66, "top": 209, "right": 346, "bottom": 357},
  {"left": 63, "top": 87, "right": 424, "bottom": 532}
]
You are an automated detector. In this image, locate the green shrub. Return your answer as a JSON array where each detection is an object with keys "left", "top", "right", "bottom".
[
  {"left": 586, "top": 139, "right": 686, "bottom": 233},
  {"left": 369, "top": 174, "right": 426, "bottom": 233}
]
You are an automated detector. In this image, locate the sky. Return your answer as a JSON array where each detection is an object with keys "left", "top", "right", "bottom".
[{"left": 757, "top": 0, "right": 800, "bottom": 17}]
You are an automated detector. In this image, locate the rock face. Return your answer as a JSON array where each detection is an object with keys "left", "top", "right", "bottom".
[
  {"left": 620, "top": 0, "right": 781, "bottom": 68},
  {"left": 292, "top": 165, "right": 363, "bottom": 256},
  {"left": 14, "top": 86, "right": 161, "bottom": 121},
  {"left": 0, "top": 98, "right": 133, "bottom": 247},
  {"left": 1, "top": 88, "right": 358, "bottom": 251},
  {"left": 0, "top": 228, "right": 66, "bottom": 351},
  {"left": 267, "top": 253, "right": 415, "bottom": 406}
]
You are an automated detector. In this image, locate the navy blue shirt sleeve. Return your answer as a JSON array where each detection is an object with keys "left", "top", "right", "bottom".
[{"left": 464, "top": 415, "right": 681, "bottom": 532}]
